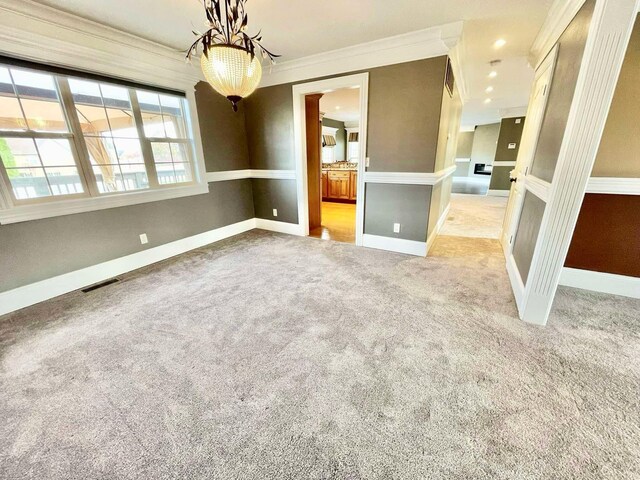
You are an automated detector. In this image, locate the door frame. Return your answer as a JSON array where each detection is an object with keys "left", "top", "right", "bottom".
[
  {"left": 506, "top": 0, "right": 639, "bottom": 325},
  {"left": 292, "top": 73, "right": 369, "bottom": 245},
  {"left": 501, "top": 45, "right": 558, "bottom": 259}
]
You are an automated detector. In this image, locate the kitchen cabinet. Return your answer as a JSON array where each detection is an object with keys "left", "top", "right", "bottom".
[
  {"left": 328, "top": 171, "right": 350, "bottom": 199},
  {"left": 322, "top": 170, "right": 358, "bottom": 201}
]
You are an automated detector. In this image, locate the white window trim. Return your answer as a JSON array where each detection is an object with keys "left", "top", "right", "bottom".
[{"left": 0, "top": 0, "right": 209, "bottom": 224}]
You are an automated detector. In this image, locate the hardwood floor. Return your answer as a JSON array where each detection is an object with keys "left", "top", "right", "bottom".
[{"left": 309, "top": 201, "right": 356, "bottom": 244}]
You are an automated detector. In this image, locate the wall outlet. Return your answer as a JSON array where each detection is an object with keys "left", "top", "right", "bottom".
[
  {"left": 139, "top": 233, "right": 149, "bottom": 245},
  {"left": 273, "top": 209, "right": 278, "bottom": 217},
  {"left": 393, "top": 223, "right": 401, "bottom": 233},
  {"left": 508, "top": 143, "right": 517, "bottom": 150}
]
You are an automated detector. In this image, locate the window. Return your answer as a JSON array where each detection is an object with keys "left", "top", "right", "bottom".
[{"left": 0, "top": 62, "right": 199, "bottom": 218}]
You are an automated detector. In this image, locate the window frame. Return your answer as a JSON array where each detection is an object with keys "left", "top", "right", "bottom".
[{"left": 0, "top": 62, "right": 207, "bottom": 224}]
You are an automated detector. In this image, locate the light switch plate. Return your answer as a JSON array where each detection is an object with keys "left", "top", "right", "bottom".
[
  {"left": 508, "top": 143, "right": 517, "bottom": 150},
  {"left": 139, "top": 233, "right": 148, "bottom": 245},
  {"left": 515, "top": 118, "right": 522, "bottom": 124},
  {"left": 393, "top": 223, "right": 401, "bottom": 233},
  {"left": 273, "top": 209, "right": 278, "bottom": 217}
]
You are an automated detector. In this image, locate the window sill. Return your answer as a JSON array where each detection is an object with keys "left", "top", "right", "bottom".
[{"left": 0, "top": 182, "right": 209, "bottom": 225}]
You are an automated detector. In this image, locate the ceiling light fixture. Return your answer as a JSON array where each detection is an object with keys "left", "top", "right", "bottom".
[
  {"left": 494, "top": 39, "right": 507, "bottom": 48},
  {"left": 486, "top": 86, "right": 494, "bottom": 93},
  {"left": 187, "top": 0, "right": 279, "bottom": 112},
  {"left": 488, "top": 71, "right": 498, "bottom": 78},
  {"left": 484, "top": 98, "right": 493, "bottom": 104}
]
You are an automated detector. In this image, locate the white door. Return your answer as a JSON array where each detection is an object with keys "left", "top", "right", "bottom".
[{"left": 501, "top": 46, "right": 558, "bottom": 257}]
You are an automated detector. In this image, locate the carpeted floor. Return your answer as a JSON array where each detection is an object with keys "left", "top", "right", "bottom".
[
  {"left": 440, "top": 193, "right": 508, "bottom": 239},
  {"left": 1, "top": 230, "right": 639, "bottom": 479}
]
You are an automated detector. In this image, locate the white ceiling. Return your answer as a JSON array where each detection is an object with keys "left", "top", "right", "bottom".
[
  {"left": 320, "top": 88, "right": 360, "bottom": 124},
  {"left": 32, "top": 0, "right": 553, "bottom": 128}
]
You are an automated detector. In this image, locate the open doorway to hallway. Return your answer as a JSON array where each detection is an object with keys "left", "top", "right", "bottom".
[{"left": 308, "top": 87, "right": 361, "bottom": 244}]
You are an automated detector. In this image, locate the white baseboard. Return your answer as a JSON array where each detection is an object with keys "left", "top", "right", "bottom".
[
  {"left": 487, "top": 189, "right": 510, "bottom": 197},
  {"left": 559, "top": 267, "right": 640, "bottom": 299},
  {"left": 427, "top": 203, "right": 451, "bottom": 254},
  {"left": 0, "top": 219, "right": 257, "bottom": 317},
  {"left": 362, "top": 234, "right": 427, "bottom": 257},
  {"left": 255, "top": 218, "right": 305, "bottom": 236}
]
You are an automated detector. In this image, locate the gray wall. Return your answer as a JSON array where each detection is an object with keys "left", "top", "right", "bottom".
[
  {"left": 243, "top": 57, "right": 450, "bottom": 238},
  {"left": 0, "top": 84, "right": 256, "bottom": 293},
  {"left": 456, "top": 131, "right": 474, "bottom": 158},
  {"left": 0, "top": 181, "right": 254, "bottom": 292},
  {"left": 364, "top": 184, "right": 431, "bottom": 242},
  {"left": 195, "top": 81, "right": 250, "bottom": 171},
  {"left": 488, "top": 166, "right": 513, "bottom": 191},
  {"left": 591, "top": 14, "right": 640, "bottom": 178},
  {"left": 251, "top": 179, "right": 298, "bottom": 224},
  {"left": 468, "top": 123, "right": 500, "bottom": 177},
  {"left": 322, "top": 117, "right": 347, "bottom": 162},
  {"left": 529, "top": 0, "right": 595, "bottom": 183}
]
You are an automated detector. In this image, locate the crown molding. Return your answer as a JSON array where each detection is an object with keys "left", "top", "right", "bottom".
[
  {"left": 0, "top": 0, "right": 203, "bottom": 89},
  {"left": 448, "top": 27, "right": 469, "bottom": 103},
  {"left": 260, "top": 22, "right": 463, "bottom": 87},
  {"left": 529, "top": 0, "right": 587, "bottom": 69}
]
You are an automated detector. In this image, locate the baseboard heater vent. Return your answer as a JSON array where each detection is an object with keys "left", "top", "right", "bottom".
[{"left": 81, "top": 278, "right": 120, "bottom": 293}]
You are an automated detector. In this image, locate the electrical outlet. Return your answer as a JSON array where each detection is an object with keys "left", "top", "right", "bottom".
[
  {"left": 393, "top": 223, "right": 401, "bottom": 233},
  {"left": 139, "top": 233, "right": 148, "bottom": 245},
  {"left": 273, "top": 209, "right": 278, "bottom": 217}
]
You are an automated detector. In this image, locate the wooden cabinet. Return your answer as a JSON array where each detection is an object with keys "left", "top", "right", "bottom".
[
  {"left": 323, "top": 170, "right": 358, "bottom": 201},
  {"left": 328, "top": 171, "right": 350, "bottom": 199},
  {"left": 322, "top": 171, "right": 328, "bottom": 199},
  {"left": 349, "top": 171, "right": 357, "bottom": 200}
]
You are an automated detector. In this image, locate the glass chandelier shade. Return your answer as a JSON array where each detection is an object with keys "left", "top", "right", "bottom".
[{"left": 200, "top": 46, "right": 263, "bottom": 111}]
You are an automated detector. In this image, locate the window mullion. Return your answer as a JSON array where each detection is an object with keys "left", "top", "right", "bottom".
[
  {"left": 56, "top": 77, "right": 99, "bottom": 197},
  {"left": 129, "top": 90, "right": 159, "bottom": 188}
]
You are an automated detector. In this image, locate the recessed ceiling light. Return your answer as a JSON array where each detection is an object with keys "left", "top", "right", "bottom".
[
  {"left": 335, "top": 106, "right": 341, "bottom": 110},
  {"left": 349, "top": 85, "right": 359, "bottom": 89},
  {"left": 484, "top": 98, "right": 492, "bottom": 104},
  {"left": 321, "top": 89, "right": 334, "bottom": 94},
  {"left": 486, "top": 86, "right": 494, "bottom": 93},
  {"left": 489, "top": 71, "right": 498, "bottom": 78},
  {"left": 494, "top": 39, "right": 507, "bottom": 48}
]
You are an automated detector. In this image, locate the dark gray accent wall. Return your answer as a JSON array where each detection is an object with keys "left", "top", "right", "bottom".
[
  {"left": 251, "top": 179, "right": 298, "bottom": 224},
  {"left": 488, "top": 166, "right": 514, "bottom": 191},
  {"left": 0, "top": 180, "right": 255, "bottom": 292},
  {"left": 494, "top": 117, "right": 525, "bottom": 162},
  {"left": 470, "top": 123, "right": 500, "bottom": 167},
  {"left": 367, "top": 57, "right": 447, "bottom": 173},
  {"left": 322, "top": 117, "right": 347, "bottom": 161},
  {"left": 512, "top": 191, "right": 546, "bottom": 285},
  {"left": 244, "top": 85, "right": 295, "bottom": 170},
  {"left": 364, "top": 184, "right": 431, "bottom": 242},
  {"left": 529, "top": 0, "right": 595, "bottom": 183},
  {"left": 195, "top": 81, "right": 250, "bottom": 171}
]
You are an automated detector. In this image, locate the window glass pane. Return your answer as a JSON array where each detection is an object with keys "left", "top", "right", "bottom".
[
  {"left": 173, "top": 163, "right": 192, "bottom": 183},
  {"left": 137, "top": 91, "right": 166, "bottom": 137},
  {"left": 76, "top": 104, "right": 110, "bottom": 135},
  {"left": 155, "top": 162, "right": 176, "bottom": 185},
  {"left": 151, "top": 142, "right": 172, "bottom": 162},
  {"left": 7, "top": 167, "right": 51, "bottom": 199},
  {"left": 46, "top": 166, "right": 84, "bottom": 195},
  {"left": 36, "top": 138, "right": 76, "bottom": 166},
  {"left": 120, "top": 164, "right": 149, "bottom": 190},
  {"left": 11, "top": 69, "right": 68, "bottom": 133},
  {"left": 86, "top": 136, "right": 118, "bottom": 165},
  {"left": 113, "top": 138, "right": 144, "bottom": 164},
  {"left": 170, "top": 143, "right": 190, "bottom": 163},
  {"left": 150, "top": 141, "right": 192, "bottom": 185},
  {"left": 0, "top": 92, "right": 27, "bottom": 132},
  {"left": 160, "top": 95, "right": 186, "bottom": 138},
  {"left": 1, "top": 138, "right": 39, "bottom": 168},
  {"left": 69, "top": 78, "right": 102, "bottom": 104},
  {"left": 106, "top": 108, "right": 137, "bottom": 137},
  {"left": 93, "top": 165, "right": 124, "bottom": 193}
]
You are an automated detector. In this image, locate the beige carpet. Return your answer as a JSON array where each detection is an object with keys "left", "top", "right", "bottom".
[
  {"left": 440, "top": 193, "right": 509, "bottom": 239},
  {"left": 1, "top": 231, "right": 639, "bottom": 479}
]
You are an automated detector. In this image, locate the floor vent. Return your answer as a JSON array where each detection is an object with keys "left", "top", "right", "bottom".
[{"left": 81, "top": 278, "right": 120, "bottom": 293}]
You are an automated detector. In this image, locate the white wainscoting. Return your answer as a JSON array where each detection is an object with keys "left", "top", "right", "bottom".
[
  {"left": 362, "top": 234, "right": 427, "bottom": 257},
  {"left": 586, "top": 177, "right": 640, "bottom": 195},
  {"left": 560, "top": 268, "right": 640, "bottom": 299}
]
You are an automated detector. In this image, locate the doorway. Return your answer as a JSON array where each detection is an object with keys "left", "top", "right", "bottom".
[{"left": 292, "top": 73, "right": 369, "bottom": 246}]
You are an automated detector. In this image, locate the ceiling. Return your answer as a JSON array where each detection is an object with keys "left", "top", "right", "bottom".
[
  {"left": 32, "top": 0, "right": 553, "bottom": 128},
  {"left": 320, "top": 88, "right": 360, "bottom": 124}
]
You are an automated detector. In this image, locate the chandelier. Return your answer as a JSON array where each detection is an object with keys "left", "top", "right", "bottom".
[{"left": 187, "top": 0, "right": 279, "bottom": 112}]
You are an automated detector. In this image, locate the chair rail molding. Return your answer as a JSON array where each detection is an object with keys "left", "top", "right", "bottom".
[
  {"left": 586, "top": 177, "right": 640, "bottom": 195},
  {"left": 364, "top": 166, "right": 456, "bottom": 186},
  {"left": 261, "top": 22, "right": 463, "bottom": 87},
  {"left": 530, "top": 0, "right": 588, "bottom": 69},
  {"left": 206, "top": 170, "right": 296, "bottom": 182}
]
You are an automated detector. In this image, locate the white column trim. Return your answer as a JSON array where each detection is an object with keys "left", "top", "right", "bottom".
[
  {"left": 560, "top": 268, "right": 640, "bottom": 299},
  {"left": 519, "top": 0, "right": 640, "bottom": 326},
  {"left": 363, "top": 165, "right": 456, "bottom": 186}
]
